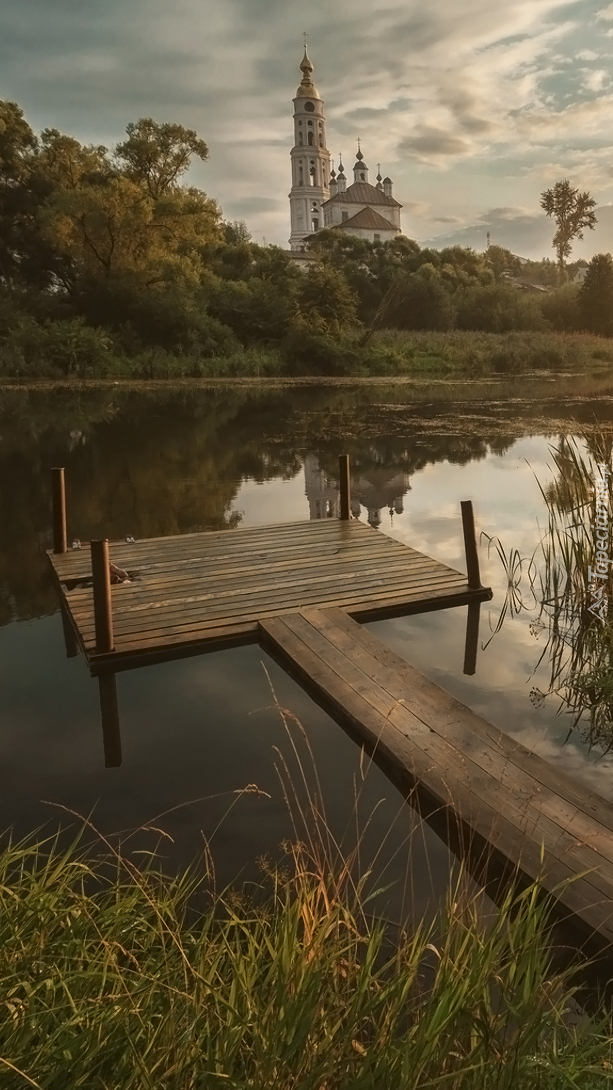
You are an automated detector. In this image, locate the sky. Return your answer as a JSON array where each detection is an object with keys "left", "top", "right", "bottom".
[{"left": 3, "top": 0, "right": 613, "bottom": 259}]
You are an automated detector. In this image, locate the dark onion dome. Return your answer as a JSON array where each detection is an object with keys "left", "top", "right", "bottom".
[{"left": 382, "top": 176, "right": 392, "bottom": 183}]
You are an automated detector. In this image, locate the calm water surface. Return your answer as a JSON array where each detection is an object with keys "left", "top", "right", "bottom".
[{"left": 2, "top": 377, "right": 613, "bottom": 927}]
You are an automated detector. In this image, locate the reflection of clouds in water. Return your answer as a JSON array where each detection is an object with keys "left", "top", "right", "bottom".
[{"left": 370, "top": 608, "right": 613, "bottom": 801}]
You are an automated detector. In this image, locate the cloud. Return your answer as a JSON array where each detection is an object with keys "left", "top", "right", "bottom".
[
  {"left": 398, "top": 126, "right": 473, "bottom": 162},
  {"left": 3, "top": 0, "right": 613, "bottom": 251}
]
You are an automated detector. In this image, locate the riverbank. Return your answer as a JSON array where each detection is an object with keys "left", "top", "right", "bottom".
[
  {"left": 1, "top": 814, "right": 612, "bottom": 1089},
  {"left": 1, "top": 328, "right": 612, "bottom": 380}
]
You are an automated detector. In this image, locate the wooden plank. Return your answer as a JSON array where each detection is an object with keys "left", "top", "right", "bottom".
[
  {"left": 68, "top": 561, "right": 462, "bottom": 628},
  {"left": 48, "top": 519, "right": 368, "bottom": 574},
  {"left": 258, "top": 615, "right": 613, "bottom": 934},
  {"left": 324, "top": 607, "right": 613, "bottom": 835},
  {"left": 72, "top": 572, "right": 468, "bottom": 641},
  {"left": 63, "top": 547, "right": 444, "bottom": 607},
  {"left": 46, "top": 523, "right": 352, "bottom": 577},
  {"left": 294, "top": 608, "right": 613, "bottom": 869},
  {"left": 79, "top": 576, "right": 473, "bottom": 659},
  {"left": 48, "top": 520, "right": 442, "bottom": 581},
  {"left": 89, "top": 620, "right": 259, "bottom": 670}
]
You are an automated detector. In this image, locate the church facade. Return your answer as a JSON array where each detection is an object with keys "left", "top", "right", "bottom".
[{"left": 288, "top": 47, "right": 402, "bottom": 252}]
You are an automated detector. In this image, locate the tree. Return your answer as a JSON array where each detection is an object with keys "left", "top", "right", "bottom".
[
  {"left": 114, "top": 119, "right": 209, "bottom": 199},
  {"left": 577, "top": 253, "right": 613, "bottom": 336},
  {"left": 540, "top": 180, "right": 597, "bottom": 275}
]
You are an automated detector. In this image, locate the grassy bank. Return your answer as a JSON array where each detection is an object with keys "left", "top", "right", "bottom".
[
  {"left": 1, "top": 328, "right": 612, "bottom": 380},
  {"left": 1, "top": 811, "right": 612, "bottom": 1088}
]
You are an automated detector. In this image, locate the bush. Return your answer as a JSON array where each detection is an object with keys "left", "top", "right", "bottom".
[
  {"left": 456, "top": 284, "right": 549, "bottom": 333},
  {"left": 282, "top": 326, "right": 362, "bottom": 375},
  {"left": 0, "top": 315, "right": 112, "bottom": 377},
  {"left": 540, "top": 284, "right": 580, "bottom": 332},
  {"left": 387, "top": 270, "right": 455, "bottom": 331}
]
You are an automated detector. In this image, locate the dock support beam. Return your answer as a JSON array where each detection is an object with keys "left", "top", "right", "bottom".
[
  {"left": 460, "top": 500, "right": 482, "bottom": 590},
  {"left": 91, "top": 539, "right": 114, "bottom": 653},
  {"left": 51, "top": 467, "right": 67, "bottom": 554},
  {"left": 463, "top": 600, "right": 481, "bottom": 676},
  {"left": 98, "top": 672, "right": 122, "bottom": 767},
  {"left": 339, "top": 454, "right": 351, "bottom": 520}
]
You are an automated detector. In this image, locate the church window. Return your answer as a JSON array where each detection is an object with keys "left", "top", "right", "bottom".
[
  {"left": 308, "top": 132, "right": 313, "bottom": 145},
  {"left": 304, "top": 101, "right": 315, "bottom": 112},
  {"left": 307, "top": 120, "right": 313, "bottom": 126},
  {"left": 360, "top": 172, "right": 365, "bottom": 181},
  {"left": 298, "top": 133, "right": 303, "bottom": 145},
  {"left": 374, "top": 233, "right": 380, "bottom": 241},
  {"left": 319, "top": 134, "right": 324, "bottom": 146},
  {"left": 341, "top": 210, "right": 349, "bottom": 221},
  {"left": 311, "top": 217, "right": 319, "bottom": 231}
]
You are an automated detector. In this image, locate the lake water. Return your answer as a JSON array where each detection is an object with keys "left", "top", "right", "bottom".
[{"left": 2, "top": 376, "right": 613, "bottom": 930}]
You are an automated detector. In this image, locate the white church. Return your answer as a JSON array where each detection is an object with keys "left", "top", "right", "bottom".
[{"left": 288, "top": 46, "right": 403, "bottom": 255}]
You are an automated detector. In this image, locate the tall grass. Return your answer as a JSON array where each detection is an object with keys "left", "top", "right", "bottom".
[
  {"left": 0, "top": 675, "right": 612, "bottom": 1088},
  {"left": 484, "top": 429, "right": 613, "bottom": 750}
]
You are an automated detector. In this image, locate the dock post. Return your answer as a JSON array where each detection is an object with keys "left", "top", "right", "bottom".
[
  {"left": 460, "top": 500, "right": 482, "bottom": 590},
  {"left": 98, "top": 672, "right": 122, "bottom": 767},
  {"left": 463, "top": 600, "right": 481, "bottom": 676},
  {"left": 339, "top": 454, "right": 351, "bottom": 520},
  {"left": 60, "top": 603, "right": 79, "bottom": 659},
  {"left": 91, "top": 539, "right": 114, "bottom": 653},
  {"left": 51, "top": 467, "right": 67, "bottom": 554}
]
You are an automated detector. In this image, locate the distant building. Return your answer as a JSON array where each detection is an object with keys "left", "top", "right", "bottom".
[
  {"left": 287, "top": 47, "right": 402, "bottom": 258},
  {"left": 574, "top": 266, "right": 589, "bottom": 284},
  {"left": 303, "top": 454, "right": 410, "bottom": 528}
]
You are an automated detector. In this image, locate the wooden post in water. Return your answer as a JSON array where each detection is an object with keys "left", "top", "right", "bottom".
[
  {"left": 91, "top": 539, "right": 114, "bottom": 653},
  {"left": 339, "top": 454, "right": 351, "bottom": 520},
  {"left": 98, "top": 672, "right": 122, "bottom": 767},
  {"left": 60, "top": 603, "right": 79, "bottom": 659},
  {"left": 51, "top": 467, "right": 67, "bottom": 554},
  {"left": 460, "top": 500, "right": 481, "bottom": 590},
  {"left": 463, "top": 600, "right": 481, "bottom": 676}
]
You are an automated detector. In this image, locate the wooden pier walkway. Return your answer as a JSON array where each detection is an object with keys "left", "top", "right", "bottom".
[{"left": 260, "top": 606, "right": 613, "bottom": 953}]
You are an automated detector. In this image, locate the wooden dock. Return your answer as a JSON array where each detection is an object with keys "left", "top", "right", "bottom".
[
  {"left": 45, "top": 460, "right": 613, "bottom": 954},
  {"left": 260, "top": 607, "right": 613, "bottom": 955},
  {"left": 47, "top": 505, "right": 491, "bottom": 673}
]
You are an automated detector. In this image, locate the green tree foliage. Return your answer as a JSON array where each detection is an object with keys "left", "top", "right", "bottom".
[
  {"left": 456, "top": 283, "right": 549, "bottom": 333},
  {"left": 540, "top": 180, "right": 597, "bottom": 274},
  {"left": 114, "top": 118, "right": 209, "bottom": 198},
  {"left": 485, "top": 245, "right": 522, "bottom": 281},
  {"left": 577, "top": 253, "right": 613, "bottom": 336},
  {"left": 388, "top": 266, "right": 455, "bottom": 331},
  {"left": 297, "top": 263, "right": 358, "bottom": 332}
]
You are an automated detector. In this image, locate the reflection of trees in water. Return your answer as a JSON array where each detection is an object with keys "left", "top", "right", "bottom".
[{"left": 0, "top": 384, "right": 577, "bottom": 626}]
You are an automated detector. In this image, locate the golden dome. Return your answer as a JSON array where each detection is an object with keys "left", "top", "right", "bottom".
[{"left": 296, "top": 47, "right": 321, "bottom": 99}]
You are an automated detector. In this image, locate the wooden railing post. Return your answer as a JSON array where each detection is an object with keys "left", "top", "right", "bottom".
[
  {"left": 339, "top": 454, "right": 351, "bottom": 520},
  {"left": 460, "top": 500, "right": 482, "bottom": 590},
  {"left": 91, "top": 539, "right": 114, "bottom": 653},
  {"left": 51, "top": 467, "right": 67, "bottom": 554}
]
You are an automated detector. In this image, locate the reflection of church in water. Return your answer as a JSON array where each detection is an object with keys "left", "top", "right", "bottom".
[{"left": 304, "top": 454, "right": 410, "bottom": 528}]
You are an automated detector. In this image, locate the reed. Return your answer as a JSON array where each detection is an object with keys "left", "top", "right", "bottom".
[{"left": 0, "top": 675, "right": 612, "bottom": 1088}]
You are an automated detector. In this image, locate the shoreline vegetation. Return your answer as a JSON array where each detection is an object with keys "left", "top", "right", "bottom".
[
  {"left": 2, "top": 766, "right": 613, "bottom": 1088},
  {"left": 2, "top": 329, "right": 613, "bottom": 382},
  {"left": 2, "top": 101, "right": 613, "bottom": 382}
]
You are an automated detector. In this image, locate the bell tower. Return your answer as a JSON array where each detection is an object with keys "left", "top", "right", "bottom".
[{"left": 288, "top": 39, "right": 331, "bottom": 250}]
